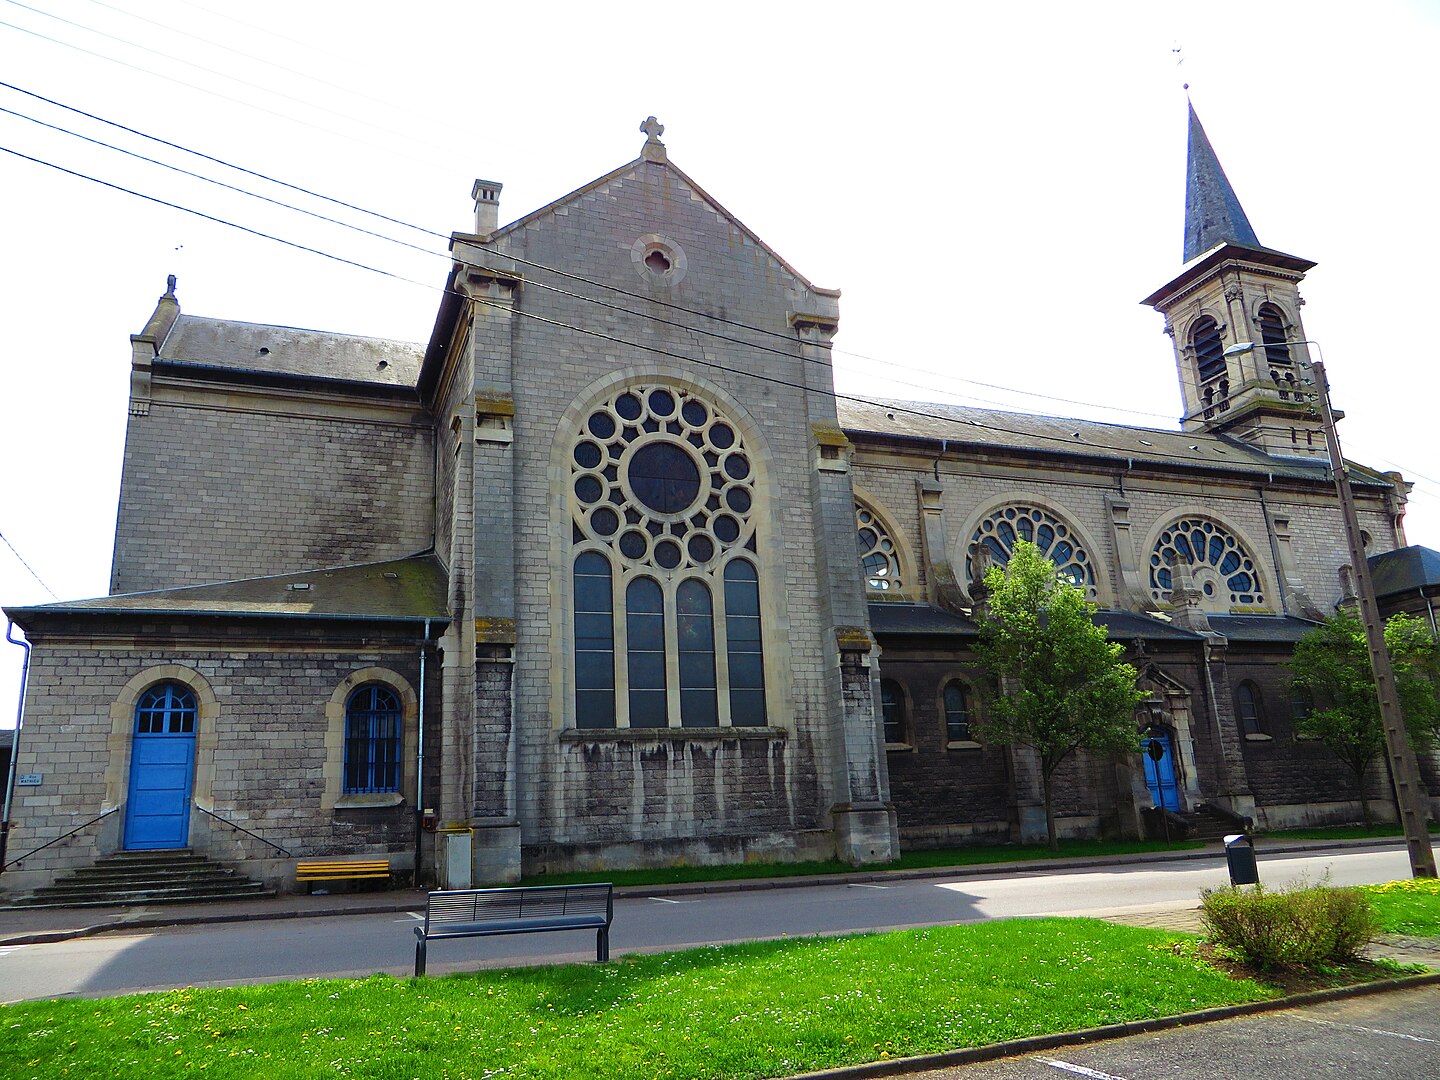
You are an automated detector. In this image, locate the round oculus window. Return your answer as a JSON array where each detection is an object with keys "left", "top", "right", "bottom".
[{"left": 628, "top": 442, "right": 701, "bottom": 515}]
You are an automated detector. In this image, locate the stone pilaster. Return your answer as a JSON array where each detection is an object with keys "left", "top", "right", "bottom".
[
  {"left": 918, "top": 479, "right": 967, "bottom": 613},
  {"left": 1105, "top": 495, "right": 1152, "bottom": 611}
]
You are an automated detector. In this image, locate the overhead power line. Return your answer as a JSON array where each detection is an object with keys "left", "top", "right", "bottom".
[{"left": 0, "top": 530, "right": 59, "bottom": 600}]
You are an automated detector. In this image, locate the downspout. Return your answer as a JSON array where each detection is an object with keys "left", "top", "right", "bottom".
[
  {"left": 2, "top": 619, "right": 32, "bottom": 875},
  {"left": 1423, "top": 589, "right": 1437, "bottom": 636},
  {"left": 414, "top": 618, "right": 431, "bottom": 883}
]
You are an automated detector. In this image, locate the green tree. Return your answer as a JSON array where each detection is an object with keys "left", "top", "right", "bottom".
[
  {"left": 1289, "top": 609, "right": 1438, "bottom": 824},
  {"left": 974, "top": 540, "right": 1146, "bottom": 852}
]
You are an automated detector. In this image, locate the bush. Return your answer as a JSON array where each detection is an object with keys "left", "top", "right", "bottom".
[{"left": 1200, "top": 878, "right": 1378, "bottom": 969}]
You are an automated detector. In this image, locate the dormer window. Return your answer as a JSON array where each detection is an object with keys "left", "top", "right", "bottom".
[
  {"left": 1258, "top": 304, "right": 1291, "bottom": 366},
  {"left": 1191, "top": 316, "right": 1225, "bottom": 382}
]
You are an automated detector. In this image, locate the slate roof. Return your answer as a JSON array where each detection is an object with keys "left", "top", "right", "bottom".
[
  {"left": 836, "top": 397, "right": 1360, "bottom": 482},
  {"left": 5, "top": 555, "right": 448, "bottom": 624},
  {"left": 1369, "top": 545, "right": 1440, "bottom": 598},
  {"left": 157, "top": 315, "right": 424, "bottom": 388},
  {"left": 867, "top": 603, "right": 1204, "bottom": 643},
  {"left": 1184, "top": 104, "right": 1261, "bottom": 262},
  {"left": 1206, "top": 614, "right": 1321, "bottom": 643}
]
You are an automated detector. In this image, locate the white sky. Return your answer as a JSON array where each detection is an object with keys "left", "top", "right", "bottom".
[{"left": 3, "top": 1, "right": 1439, "bottom": 731}]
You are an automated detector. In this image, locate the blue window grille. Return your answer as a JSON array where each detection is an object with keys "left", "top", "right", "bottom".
[
  {"left": 344, "top": 684, "right": 402, "bottom": 794},
  {"left": 135, "top": 683, "right": 197, "bottom": 734}
]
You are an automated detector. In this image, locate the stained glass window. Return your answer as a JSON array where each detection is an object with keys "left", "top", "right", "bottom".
[
  {"left": 856, "top": 503, "right": 903, "bottom": 592},
  {"left": 966, "top": 505, "right": 1095, "bottom": 596},
  {"left": 1149, "top": 517, "right": 1265, "bottom": 610}
]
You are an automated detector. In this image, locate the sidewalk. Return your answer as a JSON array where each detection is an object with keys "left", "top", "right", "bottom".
[{"left": 0, "top": 833, "right": 1423, "bottom": 948}]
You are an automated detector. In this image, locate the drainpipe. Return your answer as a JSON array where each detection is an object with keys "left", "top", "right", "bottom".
[
  {"left": 1422, "top": 589, "right": 1437, "bottom": 636},
  {"left": 414, "top": 618, "right": 431, "bottom": 883},
  {"left": 2, "top": 619, "right": 32, "bottom": 874}
]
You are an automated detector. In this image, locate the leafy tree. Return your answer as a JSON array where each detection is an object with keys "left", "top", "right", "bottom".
[
  {"left": 1289, "top": 609, "right": 1439, "bottom": 824},
  {"left": 974, "top": 540, "right": 1146, "bottom": 852}
]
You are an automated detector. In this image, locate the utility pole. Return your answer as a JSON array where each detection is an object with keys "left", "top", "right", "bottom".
[{"left": 1313, "top": 361, "right": 1436, "bottom": 878}]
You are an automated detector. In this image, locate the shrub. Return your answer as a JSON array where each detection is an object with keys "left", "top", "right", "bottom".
[{"left": 1200, "top": 878, "right": 1378, "bottom": 969}]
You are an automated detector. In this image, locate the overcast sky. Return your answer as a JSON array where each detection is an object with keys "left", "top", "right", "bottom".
[{"left": 3, "top": 1, "right": 1438, "bottom": 730}]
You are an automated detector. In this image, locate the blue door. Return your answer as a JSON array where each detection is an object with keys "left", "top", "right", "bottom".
[
  {"left": 1142, "top": 730, "right": 1181, "bottom": 811},
  {"left": 123, "top": 683, "right": 197, "bottom": 850}
]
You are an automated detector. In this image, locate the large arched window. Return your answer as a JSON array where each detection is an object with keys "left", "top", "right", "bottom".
[
  {"left": 966, "top": 504, "right": 1096, "bottom": 598},
  {"left": 134, "top": 682, "right": 197, "bottom": 734},
  {"left": 567, "top": 384, "right": 768, "bottom": 728},
  {"left": 1149, "top": 517, "right": 1265, "bottom": 610},
  {"left": 1191, "top": 316, "right": 1225, "bottom": 383},
  {"left": 344, "top": 684, "right": 402, "bottom": 794}
]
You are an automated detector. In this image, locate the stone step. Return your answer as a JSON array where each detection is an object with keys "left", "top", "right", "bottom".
[{"left": 12, "top": 850, "right": 276, "bottom": 909}]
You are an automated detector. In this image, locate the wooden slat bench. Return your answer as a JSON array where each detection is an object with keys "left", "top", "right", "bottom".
[
  {"left": 413, "top": 883, "right": 613, "bottom": 976},
  {"left": 295, "top": 858, "right": 392, "bottom": 893}
]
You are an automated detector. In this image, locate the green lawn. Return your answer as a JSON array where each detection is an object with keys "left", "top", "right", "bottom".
[
  {"left": 2, "top": 919, "right": 1267, "bottom": 1080},
  {"left": 1265, "top": 822, "right": 1440, "bottom": 841},
  {"left": 1364, "top": 878, "right": 1440, "bottom": 938},
  {"left": 521, "top": 838, "right": 1205, "bottom": 888}
]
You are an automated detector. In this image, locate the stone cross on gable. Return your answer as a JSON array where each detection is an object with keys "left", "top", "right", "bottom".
[{"left": 640, "top": 116, "right": 665, "bottom": 144}]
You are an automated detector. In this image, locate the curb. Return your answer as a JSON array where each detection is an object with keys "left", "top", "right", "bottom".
[
  {"left": 0, "top": 835, "right": 1419, "bottom": 946},
  {"left": 785, "top": 972, "right": 1440, "bottom": 1080}
]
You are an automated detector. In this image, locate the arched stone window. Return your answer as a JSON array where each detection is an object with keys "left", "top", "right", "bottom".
[
  {"left": 880, "top": 678, "right": 907, "bottom": 746},
  {"left": 1235, "top": 680, "right": 1266, "bottom": 737},
  {"left": 965, "top": 505, "right": 1096, "bottom": 597},
  {"left": 567, "top": 383, "right": 767, "bottom": 728},
  {"left": 1149, "top": 517, "right": 1265, "bottom": 610},
  {"left": 344, "top": 684, "right": 403, "bottom": 794},
  {"left": 856, "top": 501, "right": 903, "bottom": 593},
  {"left": 942, "top": 680, "right": 974, "bottom": 744}
]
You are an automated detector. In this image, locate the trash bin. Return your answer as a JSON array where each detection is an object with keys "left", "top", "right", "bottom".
[{"left": 1224, "top": 833, "right": 1258, "bottom": 886}]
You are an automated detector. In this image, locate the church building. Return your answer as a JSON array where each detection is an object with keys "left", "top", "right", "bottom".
[{"left": 4, "top": 110, "right": 1437, "bottom": 896}]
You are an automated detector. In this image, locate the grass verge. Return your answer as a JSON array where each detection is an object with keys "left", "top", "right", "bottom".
[
  {"left": 3, "top": 918, "right": 1269, "bottom": 1080},
  {"left": 1264, "top": 822, "right": 1440, "bottom": 841},
  {"left": 522, "top": 838, "right": 1205, "bottom": 888},
  {"left": 1364, "top": 877, "right": 1440, "bottom": 937}
]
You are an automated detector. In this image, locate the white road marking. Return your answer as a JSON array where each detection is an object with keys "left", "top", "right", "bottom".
[
  {"left": 847, "top": 883, "right": 890, "bottom": 890},
  {"left": 647, "top": 897, "right": 698, "bottom": 904},
  {"left": 0, "top": 946, "right": 27, "bottom": 958},
  {"left": 1036, "top": 1058, "right": 1130, "bottom": 1080},
  {"left": 1290, "top": 1014, "right": 1439, "bottom": 1044}
]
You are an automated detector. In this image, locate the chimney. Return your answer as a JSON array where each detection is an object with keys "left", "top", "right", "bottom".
[{"left": 471, "top": 179, "right": 503, "bottom": 235}]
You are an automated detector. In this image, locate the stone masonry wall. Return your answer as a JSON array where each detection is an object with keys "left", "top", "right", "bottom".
[
  {"left": 112, "top": 392, "right": 434, "bottom": 592},
  {"left": 3, "top": 624, "right": 436, "bottom": 892}
]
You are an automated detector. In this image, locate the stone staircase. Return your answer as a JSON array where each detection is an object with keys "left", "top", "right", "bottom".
[
  {"left": 1143, "top": 802, "right": 1250, "bottom": 843},
  {"left": 6, "top": 850, "right": 276, "bottom": 909}
]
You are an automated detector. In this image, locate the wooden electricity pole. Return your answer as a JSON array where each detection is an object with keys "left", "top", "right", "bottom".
[{"left": 1312, "top": 361, "right": 1437, "bottom": 878}]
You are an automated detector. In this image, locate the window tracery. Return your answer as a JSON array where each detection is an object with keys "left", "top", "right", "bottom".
[
  {"left": 856, "top": 502, "right": 902, "bottom": 593},
  {"left": 965, "top": 505, "right": 1096, "bottom": 596},
  {"left": 568, "top": 384, "right": 765, "bottom": 728},
  {"left": 1148, "top": 517, "right": 1265, "bottom": 609}
]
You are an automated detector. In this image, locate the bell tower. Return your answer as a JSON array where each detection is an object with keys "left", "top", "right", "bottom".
[{"left": 1143, "top": 104, "right": 1327, "bottom": 458}]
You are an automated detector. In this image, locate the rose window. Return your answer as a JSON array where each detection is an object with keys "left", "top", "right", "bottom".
[
  {"left": 1149, "top": 517, "right": 1264, "bottom": 609},
  {"left": 966, "top": 505, "right": 1095, "bottom": 595},
  {"left": 570, "top": 386, "right": 756, "bottom": 571},
  {"left": 856, "top": 503, "right": 902, "bottom": 592}
]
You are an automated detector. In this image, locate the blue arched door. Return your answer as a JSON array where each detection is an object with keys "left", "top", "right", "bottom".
[
  {"left": 123, "top": 683, "right": 197, "bottom": 850},
  {"left": 1142, "top": 729, "right": 1181, "bottom": 811}
]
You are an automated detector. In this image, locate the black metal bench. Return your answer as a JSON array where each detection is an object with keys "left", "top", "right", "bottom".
[{"left": 413, "top": 883, "right": 613, "bottom": 976}]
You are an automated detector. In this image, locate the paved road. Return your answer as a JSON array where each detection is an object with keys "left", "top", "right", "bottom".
[
  {"left": 911, "top": 984, "right": 1440, "bottom": 1079},
  {"left": 0, "top": 846, "right": 1424, "bottom": 1001}
]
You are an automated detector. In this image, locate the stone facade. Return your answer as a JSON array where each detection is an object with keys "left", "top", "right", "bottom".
[{"left": 4, "top": 114, "right": 1436, "bottom": 896}]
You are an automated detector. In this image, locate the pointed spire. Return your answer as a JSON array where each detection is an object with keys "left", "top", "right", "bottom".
[{"left": 1183, "top": 104, "right": 1260, "bottom": 262}]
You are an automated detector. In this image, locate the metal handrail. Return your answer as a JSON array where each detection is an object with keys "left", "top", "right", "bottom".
[
  {"left": 196, "top": 804, "right": 293, "bottom": 858},
  {"left": 3, "top": 806, "right": 117, "bottom": 870}
]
